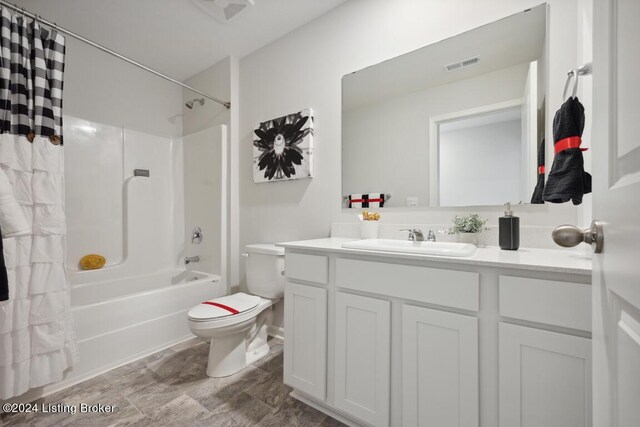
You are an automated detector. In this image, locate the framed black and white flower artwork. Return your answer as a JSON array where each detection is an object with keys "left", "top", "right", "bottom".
[{"left": 253, "top": 108, "right": 314, "bottom": 183}]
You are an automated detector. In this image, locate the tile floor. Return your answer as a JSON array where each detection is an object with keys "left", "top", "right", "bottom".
[{"left": 1, "top": 337, "right": 345, "bottom": 426}]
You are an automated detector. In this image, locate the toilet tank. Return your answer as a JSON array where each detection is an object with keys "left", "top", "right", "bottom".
[{"left": 245, "top": 244, "right": 286, "bottom": 299}]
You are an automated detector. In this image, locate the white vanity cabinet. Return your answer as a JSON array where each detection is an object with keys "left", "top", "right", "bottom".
[
  {"left": 498, "top": 323, "right": 591, "bottom": 427},
  {"left": 333, "top": 257, "right": 480, "bottom": 426},
  {"left": 283, "top": 282, "right": 327, "bottom": 400},
  {"left": 283, "top": 253, "right": 329, "bottom": 401},
  {"left": 334, "top": 292, "right": 390, "bottom": 426},
  {"left": 498, "top": 275, "right": 592, "bottom": 427},
  {"left": 280, "top": 239, "right": 592, "bottom": 427},
  {"left": 402, "top": 305, "right": 478, "bottom": 427}
]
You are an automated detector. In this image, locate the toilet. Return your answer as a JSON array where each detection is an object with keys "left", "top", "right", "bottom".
[{"left": 187, "top": 243, "right": 285, "bottom": 377}]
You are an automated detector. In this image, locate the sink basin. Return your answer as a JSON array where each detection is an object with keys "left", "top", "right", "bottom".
[{"left": 341, "top": 239, "right": 477, "bottom": 257}]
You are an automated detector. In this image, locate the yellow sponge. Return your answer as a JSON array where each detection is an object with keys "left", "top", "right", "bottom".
[{"left": 79, "top": 254, "right": 106, "bottom": 270}]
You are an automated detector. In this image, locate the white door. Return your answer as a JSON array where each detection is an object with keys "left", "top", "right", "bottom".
[
  {"left": 592, "top": 1, "right": 640, "bottom": 426},
  {"left": 402, "top": 305, "right": 478, "bottom": 427},
  {"left": 499, "top": 323, "right": 591, "bottom": 427},
  {"left": 521, "top": 60, "right": 538, "bottom": 199},
  {"left": 283, "top": 282, "right": 327, "bottom": 400},
  {"left": 334, "top": 292, "right": 390, "bottom": 427}
]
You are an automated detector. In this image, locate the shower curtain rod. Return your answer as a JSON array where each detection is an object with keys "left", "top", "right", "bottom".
[{"left": 0, "top": 1, "right": 231, "bottom": 109}]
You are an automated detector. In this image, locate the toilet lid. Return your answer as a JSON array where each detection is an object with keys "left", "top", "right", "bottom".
[
  {"left": 246, "top": 243, "right": 285, "bottom": 256},
  {"left": 188, "top": 292, "right": 261, "bottom": 321}
]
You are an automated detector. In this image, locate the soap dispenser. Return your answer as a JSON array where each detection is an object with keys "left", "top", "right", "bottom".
[{"left": 499, "top": 203, "right": 520, "bottom": 250}]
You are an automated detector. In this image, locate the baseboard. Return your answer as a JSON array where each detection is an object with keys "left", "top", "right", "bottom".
[
  {"left": 8, "top": 325, "right": 283, "bottom": 405},
  {"left": 267, "top": 325, "right": 284, "bottom": 340},
  {"left": 3, "top": 334, "right": 195, "bottom": 405},
  {"left": 290, "top": 391, "right": 362, "bottom": 427}
]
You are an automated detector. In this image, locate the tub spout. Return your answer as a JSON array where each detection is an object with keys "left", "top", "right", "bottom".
[{"left": 185, "top": 256, "right": 200, "bottom": 265}]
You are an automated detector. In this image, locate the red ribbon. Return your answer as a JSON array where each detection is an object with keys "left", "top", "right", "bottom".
[
  {"left": 554, "top": 136, "right": 588, "bottom": 154},
  {"left": 349, "top": 198, "right": 383, "bottom": 204},
  {"left": 202, "top": 301, "right": 239, "bottom": 314},
  {"left": 538, "top": 165, "right": 545, "bottom": 174}
]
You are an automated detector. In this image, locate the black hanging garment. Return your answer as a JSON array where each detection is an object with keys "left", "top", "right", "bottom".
[
  {"left": 542, "top": 97, "right": 592, "bottom": 205},
  {"left": 530, "top": 138, "right": 545, "bottom": 204},
  {"left": 0, "top": 226, "right": 8, "bottom": 301}
]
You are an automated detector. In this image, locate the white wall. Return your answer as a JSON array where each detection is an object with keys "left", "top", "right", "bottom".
[
  {"left": 64, "top": 39, "right": 183, "bottom": 138},
  {"left": 183, "top": 126, "right": 228, "bottom": 283},
  {"left": 343, "top": 63, "right": 528, "bottom": 207},
  {"left": 181, "top": 58, "right": 234, "bottom": 288},
  {"left": 237, "top": 0, "right": 587, "bottom": 334},
  {"left": 439, "top": 119, "right": 522, "bottom": 206},
  {"left": 229, "top": 57, "right": 241, "bottom": 291},
  {"left": 60, "top": 36, "right": 186, "bottom": 280},
  {"left": 576, "top": 0, "right": 593, "bottom": 230},
  {"left": 182, "top": 58, "right": 231, "bottom": 135},
  {"left": 239, "top": 0, "right": 583, "bottom": 262},
  {"left": 64, "top": 117, "right": 124, "bottom": 267},
  {"left": 64, "top": 117, "right": 177, "bottom": 284}
]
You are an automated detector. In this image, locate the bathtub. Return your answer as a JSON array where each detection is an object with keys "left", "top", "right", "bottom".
[{"left": 60, "top": 269, "right": 226, "bottom": 390}]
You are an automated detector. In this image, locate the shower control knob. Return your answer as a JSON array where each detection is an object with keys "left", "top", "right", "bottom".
[
  {"left": 191, "top": 226, "right": 203, "bottom": 244},
  {"left": 552, "top": 220, "right": 604, "bottom": 253}
]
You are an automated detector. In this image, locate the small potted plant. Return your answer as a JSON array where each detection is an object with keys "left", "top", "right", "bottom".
[{"left": 449, "top": 214, "right": 488, "bottom": 246}]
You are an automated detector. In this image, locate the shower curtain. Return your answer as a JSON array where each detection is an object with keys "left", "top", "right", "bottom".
[{"left": 0, "top": 8, "right": 77, "bottom": 399}]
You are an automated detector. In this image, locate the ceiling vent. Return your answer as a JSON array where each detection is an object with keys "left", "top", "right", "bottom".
[
  {"left": 192, "top": 0, "right": 254, "bottom": 22},
  {"left": 444, "top": 56, "right": 480, "bottom": 72}
]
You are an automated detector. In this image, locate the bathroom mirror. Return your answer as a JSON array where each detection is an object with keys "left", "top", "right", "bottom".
[{"left": 342, "top": 5, "right": 547, "bottom": 208}]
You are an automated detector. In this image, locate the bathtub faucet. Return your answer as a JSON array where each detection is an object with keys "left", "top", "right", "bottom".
[{"left": 185, "top": 256, "right": 200, "bottom": 265}]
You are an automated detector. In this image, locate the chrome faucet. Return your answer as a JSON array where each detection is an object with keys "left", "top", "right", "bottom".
[
  {"left": 401, "top": 229, "right": 425, "bottom": 241},
  {"left": 185, "top": 256, "right": 200, "bottom": 265},
  {"left": 426, "top": 230, "right": 436, "bottom": 242}
]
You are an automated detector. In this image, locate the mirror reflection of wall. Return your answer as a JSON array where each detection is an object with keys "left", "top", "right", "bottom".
[
  {"left": 342, "top": 5, "right": 546, "bottom": 208},
  {"left": 438, "top": 107, "right": 522, "bottom": 207}
]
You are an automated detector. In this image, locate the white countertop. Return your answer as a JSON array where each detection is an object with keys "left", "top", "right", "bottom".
[{"left": 277, "top": 238, "right": 592, "bottom": 276}]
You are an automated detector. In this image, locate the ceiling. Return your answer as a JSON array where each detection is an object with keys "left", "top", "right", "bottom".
[
  {"left": 343, "top": 4, "right": 546, "bottom": 110},
  {"left": 13, "top": 0, "right": 348, "bottom": 81}
]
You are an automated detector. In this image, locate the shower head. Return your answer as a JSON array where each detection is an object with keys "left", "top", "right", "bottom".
[{"left": 185, "top": 98, "right": 205, "bottom": 109}]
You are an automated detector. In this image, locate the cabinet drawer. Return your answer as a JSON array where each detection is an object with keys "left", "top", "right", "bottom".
[
  {"left": 499, "top": 276, "right": 591, "bottom": 331},
  {"left": 336, "top": 258, "right": 479, "bottom": 311},
  {"left": 286, "top": 253, "right": 328, "bottom": 285}
]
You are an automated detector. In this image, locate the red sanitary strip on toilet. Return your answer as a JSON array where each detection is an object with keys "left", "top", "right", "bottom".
[{"left": 202, "top": 301, "right": 239, "bottom": 314}]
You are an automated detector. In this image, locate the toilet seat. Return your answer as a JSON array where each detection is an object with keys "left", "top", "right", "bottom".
[
  {"left": 188, "top": 296, "right": 272, "bottom": 336},
  {"left": 188, "top": 292, "right": 261, "bottom": 322}
]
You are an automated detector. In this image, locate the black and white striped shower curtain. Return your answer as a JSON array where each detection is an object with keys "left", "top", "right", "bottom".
[
  {"left": 0, "top": 7, "right": 77, "bottom": 399},
  {"left": 0, "top": 9, "right": 65, "bottom": 144}
]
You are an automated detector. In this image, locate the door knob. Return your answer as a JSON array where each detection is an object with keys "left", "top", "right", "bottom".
[{"left": 552, "top": 220, "right": 604, "bottom": 253}]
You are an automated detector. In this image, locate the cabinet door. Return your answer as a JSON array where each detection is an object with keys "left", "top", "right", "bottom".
[
  {"left": 284, "top": 282, "right": 327, "bottom": 400},
  {"left": 402, "top": 305, "right": 479, "bottom": 427},
  {"left": 499, "top": 322, "right": 591, "bottom": 427},
  {"left": 335, "top": 292, "right": 391, "bottom": 427}
]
